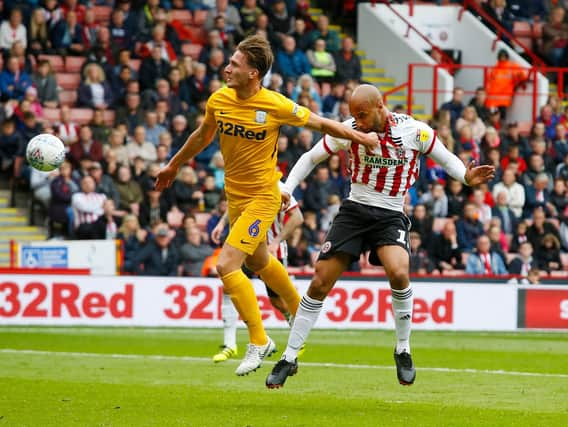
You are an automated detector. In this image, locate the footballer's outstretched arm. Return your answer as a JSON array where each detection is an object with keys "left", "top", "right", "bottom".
[
  {"left": 306, "top": 114, "right": 378, "bottom": 151},
  {"left": 155, "top": 120, "right": 217, "bottom": 190}
]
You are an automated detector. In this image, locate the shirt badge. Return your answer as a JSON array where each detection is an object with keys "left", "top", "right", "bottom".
[{"left": 255, "top": 110, "right": 267, "bottom": 124}]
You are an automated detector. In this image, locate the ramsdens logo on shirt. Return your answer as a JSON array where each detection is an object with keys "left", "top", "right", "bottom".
[
  {"left": 217, "top": 120, "right": 266, "bottom": 140},
  {"left": 363, "top": 155, "right": 406, "bottom": 167}
]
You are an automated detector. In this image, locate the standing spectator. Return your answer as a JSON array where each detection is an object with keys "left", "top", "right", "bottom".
[
  {"left": 307, "top": 39, "right": 336, "bottom": 84},
  {"left": 180, "top": 226, "right": 214, "bottom": 276},
  {"left": 429, "top": 220, "right": 464, "bottom": 273},
  {"left": 126, "top": 126, "right": 158, "bottom": 166},
  {"left": 133, "top": 223, "right": 179, "bottom": 276},
  {"left": 456, "top": 202, "right": 484, "bottom": 251},
  {"left": 440, "top": 87, "right": 465, "bottom": 128},
  {"left": 535, "top": 233, "right": 563, "bottom": 273},
  {"left": 0, "top": 8, "right": 27, "bottom": 51},
  {"left": 68, "top": 125, "right": 104, "bottom": 168},
  {"left": 115, "top": 93, "right": 145, "bottom": 136},
  {"left": 542, "top": 6, "right": 568, "bottom": 67},
  {"left": 275, "top": 36, "right": 311, "bottom": 82},
  {"left": 139, "top": 45, "right": 171, "bottom": 92},
  {"left": 114, "top": 165, "right": 144, "bottom": 215},
  {"left": 508, "top": 242, "right": 536, "bottom": 276},
  {"left": 492, "top": 168, "right": 525, "bottom": 218},
  {"left": 48, "top": 160, "right": 78, "bottom": 237},
  {"left": 465, "top": 235, "right": 508, "bottom": 275},
  {"left": 118, "top": 215, "right": 148, "bottom": 273},
  {"left": 492, "top": 190, "right": 517, "bottom": 235},
  {"left": 72, "top": 175, "right": 107, "bottom": 238},
  {"left": 309, "top": 15, "right": 340, "bottom": 53},
  {"left": 334, "top": 36, "right": 362, "bottom": 83},
  {"left": 32, "top": 60, "right": 58, "bottom": 108},
  {"left": 0, "top": 56, "right": 32, "bottom": 102},
  {"left": 78, "top": 63, "right": 113, "bottom": 109},
  {"left": 485, "top": 49, "right": 528, "bottom": 119}
]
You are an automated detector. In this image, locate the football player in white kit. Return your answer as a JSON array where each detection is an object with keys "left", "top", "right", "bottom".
[{"left": 266, "top": 84, "right": 495, "bottom": 388}]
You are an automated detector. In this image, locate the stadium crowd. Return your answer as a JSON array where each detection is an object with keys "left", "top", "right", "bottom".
[{"left": 0, "top": 0, "right": 566, "bottom": 282}]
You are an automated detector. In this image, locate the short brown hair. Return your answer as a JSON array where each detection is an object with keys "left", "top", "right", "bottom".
[{"left": 237, "top": 35, "right": 273, "bottom": 79}]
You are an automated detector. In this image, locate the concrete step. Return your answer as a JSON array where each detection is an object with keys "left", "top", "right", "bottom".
[
  {"left": 0, "top": 207, "right": 21, "bottom": 216},
  {"left": 0, "top": 197, "right": 7, "bottom": 207},
  {"left": 0, "top": 234, "right": 46, "bottom": 241},
  {"left": 0, "top": 226, "right": 43, "bottom": 234},
  {"left": 364, "top": 76, "right": 395, "bottom": 84},
  {"left": 308, "top": 7, "right": 323, "bottom": 15},
  {"left": 361, "top": 59, "right": 376, "bottom": 66},
  {"left": 0, "top": 217, "right": 27, "bottom": 226}
]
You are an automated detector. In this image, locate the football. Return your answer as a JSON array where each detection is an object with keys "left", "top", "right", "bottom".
[{"left": 26, "top": 133, "right": 66, "bottom": 172}]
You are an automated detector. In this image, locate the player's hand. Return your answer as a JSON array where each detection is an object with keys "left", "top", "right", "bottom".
[
  {"left": 211, "top": 222, "right": 225, "bottom": 245},
  {"left": 281, "top": 191, "right": 291, "bottom": 211},
  {"left": 464, "top": 161, "right": 495, "bottom": 186},
  {"left": 155, "top": 164, "right": 178, "bottom": 191},
  {"left": 358, "top": 131, "right": 379, "bottom": 151}
]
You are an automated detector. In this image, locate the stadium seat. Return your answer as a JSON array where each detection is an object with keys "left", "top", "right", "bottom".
[
  {"left": 59, "top": 90, "right": 78, "bottom": 107},
  {"left": 193, "top": 9, "right": 208, "bottom": 26},
  {"left": 550, "top": 270, "right": 568, "bottom": 278},
  {"left": 65, "top": 56, "right": 86, "bottom": 73},
  {"left": 560, "top": 253, "right": 568, "bottom": 269},
  {"left": 39, "top": 54, "right": 64, "bottom": 72},
  {"left": 171, "top": 9, "right": 192, "bottom": 26},
  {"left": 513, "top": 21, "right": 533, "bottom": 50},
  {"left": 70, "top": 108, "right": 94, "bottom": 125},
  {"left": 56, "top": 73, "right": 81, "bottom": 90},
  {"left": 186, "top": 26, "right": 207, "bottom": 44},
  {"left": 181, "top": 43, "right": 202, "bottom": 60},
  {"left": 42, "top": 107, "right": 60, "bottom": 123},
  {"left": 93, "top": 5, "right": 112, "bottom": 25}
]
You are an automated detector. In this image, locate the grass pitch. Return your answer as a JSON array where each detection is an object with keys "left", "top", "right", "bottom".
[{"left": 0, "top": 327, "right": 567, "bottom": 426}]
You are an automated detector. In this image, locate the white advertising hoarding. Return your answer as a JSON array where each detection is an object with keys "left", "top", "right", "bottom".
[{"left": 0, "top": 276, "right": 519, "bottom": 331}]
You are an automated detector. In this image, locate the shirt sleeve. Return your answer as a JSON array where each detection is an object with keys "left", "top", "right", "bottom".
[
  {"left": 274, "top": 92, "right": 311, "bottom": 127},
  {"left": 204, "top": 91, "right": 218, "bottom": 126},
  {"left": 408, "top": 120, "right": 437, "bottom": 154}
]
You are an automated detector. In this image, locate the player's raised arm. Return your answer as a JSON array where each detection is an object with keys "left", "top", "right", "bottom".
[
  {"left": 305, "top": 113, "right": 378, "bottom": 151},
  {"left": 155, "top": 119, "right": 217, "bottom": 191}
]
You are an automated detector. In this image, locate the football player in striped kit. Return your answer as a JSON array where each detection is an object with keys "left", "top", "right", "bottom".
[
  {"left": 266, "top": 84, "right": 495, "bottom": 389},
  {"left": 210, "top": 182, "right": 304, "bottom": 363}
]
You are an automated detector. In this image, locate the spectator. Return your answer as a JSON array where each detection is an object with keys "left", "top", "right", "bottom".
[
  {"left": 480, "top": 0, "right": 515, "bottom": 35},
  {"left": 186, "top": 63, "right": 209, "bottom": 107},
  {"left": 492, "top": 190, "right": 517, "bottom": 235},
  {"left": 501, "top": 122, "right": 530, "bottom": 156},
  {"left": 102, "top": 129, "right": 128, "bottom": 167},
  {"left": 139, "top": 45, "right": 171, "bottom": 92},
  {"left": 48, "top": 160, "right": 78, "bottom": 236},
  {"left": 522, "top": 153, "right": 553, "bottom": 191},
  {"left": 524, "top": 172, "right": 553, "bottom": 216},
  {"left": 133, "top": 223, "right": 179, "bottom": 276},
  {"left": 465, "top": 235, "right": 508, "bottom": 275},
  {"left": 542, "top": 6, "right": 568, "bottom": 67},
  {"left": 487, "top": 222, "right": 508, "bottom": 266},
  {"left": 88, "top": 109, "right": 111, "bottom": 145},
  {"left": 532, "top": 138, "right": 557, "bottom": 176},
  {"left": 468, "top": 86, "right": 491, "bottom": 123},
  {"left": 78, "top": 63, "right": 113, "bottom": 109},
  {"left": 68, "top": 125, "right": 104, "bottom": 168},
  {"left": 180, "top": 226, "right": 214, "bottom": 276},
  {"left": 142, "top": 111, "right": 166, "bottom": 147},
  {"left": 32, "top": 60, "right": 58, "bottom": 108},
  {"left": 322, "top": 82, "right": 345, "bottom": 118},
  {"left": 30, "top": 167, "right": 58, "bottom": 210},
  {"left": 287, "top": 227, "right": 312, "bottom": 268},
  {"left": 561, "top": 216, "right": 568, "bottom": 252},
  {"left": 307, "top": 38, "right": 336, "bottom": 84},
  {"left": 202, "top": 175, "right": 222, "bottom": 211},
  {"left": 509, "top": 241, "right": 536, "bottom": 276},
  {"left": 334, "top": 36, "right": 362, "bottom": 83},
  {"left": 446, "top": 178, "right": 466, "bottom": 219},
  {"left": 205, "top": 0, "right": 243, "bottom": 38},
  {"left": 457, "top": 202, "right": 485, "bottom": 251},
  {"left": 500, "top": 144, "right": 527, "bottom": 176},
  {"left": 419, "top": 183, "right": 448, "bottom": 218},
  {"left": 167, "top": 165, "right": 203, "bottom": 212},
  {"left": 327, "top": 153, "right": 348, "bottom": 198},
  {"left": 0, "top": 8, "right": 27, "bottom": 51},
  {"left": 115, "top": 93, "right": 145, "bottom": 136},
  {"left": 309, "top": 15, "right": 340, "bottom": 53},
  {"left": 85, "top": 199, "right": 123, "bottom": 240},
  {"left": 89, "top": 161, "right": 120, "bottom": 208},
  {"left": 510, "top": 219, "right": 529, "bottom": 253},
  {"left": 301, "top": 210, "right": 321, "bottom": 253},
  {"left": 557, "top": 152, "right": 568, "bottom": 181},
  {"left": 472, "top": 187, "right": 493, "bottom": 226},
  {"left": 51, "top": 10, "right": 84, "bottom": 56},
  {"left": 303, "top": 165, "right": 336, "bottom": 216},
  {"left": 118, "top": 214, "right": 148, "bottom": 273},
  {"left": 440, "top": 87, "right": 465, "bottom": 128},
  {"left": 140, "top": 23, "right": 177, "bottom": 65},
  {"left": 409, "top": 231, "right": 433, "bottom": 274},
  {"left": 239, "top": 0, "right": 263, "bottom": 33},
  {"left": 0, "top": 118, "right": 25, "bottom": 176},
  {"left": 114, "top": 165, "right": 144, "bottom": 215},
  {"left": 0, "top": 56, "right": 32, "bottom": 102},
  {"left": 535, "top": 233, "right": 563, "bottom": 272},
  {"left": 208, "top": 150, "right": 225, "bottom": 190},
  {"left": 552, "top": 123, "right": 568, "bottom": 163},
  {"left": 291, "top": 18, "right": 311, "bottom": 52},
  {"left": 205, "top": 48, "right": 226, "bottom": 81},
  {"left": 126, "top": 126, "right": 158, "bottom": 166},
  {"left": 109, "top": 8, "right": 132, "bottom": 53},
  {"left": 409, "top": 204, "right": 433, "bottom": 244},
  {"left": 139, "top": 180, "right": 168, "bottom": 229},
  {"left": 429, "top": 219, "right": 465, "bottom": 273},
  {"left": 72, "top": 175, "right": 106, "bottom": 238},
  {"left": 527, "top": 207, "right": 561, "bottom": 249},
  {"left": 550, "top": 178, "right": 568, "bottom": 218},
  {"left": 275, "top": 36, "right": 311, "bottom": 82},
  {"left": 291, "top": 74, "right": 322, "bottom": 111},
  {"left": 485, "top": 49, "right": 528, "bottom": 119},
  {"left": 9, "top": 40, "right": 33, "bottom": 75},
  {"left": 19, "top": 110, "right": 43, "bottom": 141},
  {"left": 492, "top": 168, "right": 525, "bottom": 218},
  {"left": 456, "top": 106, "right": 487, "bottom": 144},
  {"left": 537, "top": 104, "right": 560, "bottom": 141},
  {"left": 320, "top": 194, "right": 341, "bottom": 233}
]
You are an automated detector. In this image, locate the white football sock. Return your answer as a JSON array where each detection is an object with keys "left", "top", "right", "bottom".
[
  {"left": 222, "top": 293, "right": 238, "bottom": 349},
  {"left": 391, "top": 285, "right": 413, "bottom": 354},
  {"left": 283, "top": 294, "right": 323, "bottom": 362}
]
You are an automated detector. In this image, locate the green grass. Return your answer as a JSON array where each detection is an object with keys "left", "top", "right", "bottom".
[{"left": 0, "top": 327, "right": 567, "bottom": 426}]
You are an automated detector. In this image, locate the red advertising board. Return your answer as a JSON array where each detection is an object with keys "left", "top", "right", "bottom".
[{"left": 521, "top": 289, "right": 568, "bottom": 329}]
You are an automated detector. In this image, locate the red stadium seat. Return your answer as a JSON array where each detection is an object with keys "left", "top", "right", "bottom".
[
  {"left": 59, "top": 90, "right": 77, "bottom": 107},
  {"left": 186, "top": 25, "right": 207, "bottom": 44},
  {"left": 181, "top": 43, "right": 202, "bottom": 60},
  {"left": 56, "top": 73, "right": 81, "bottom": 90},
  {"left": 65, "top": 56, "right": 86, "bottom": 73},
  {"left": 193, "top": 9, "right": 208, "bottom": 26},
  {"left": 171, "top": 9, "right": 192, "bottom": 26},
  {"left": 39, "top": 54, "right": 64, "bottom": 72},
  {"left": 93, "top": 5, "right": 112, "bottom": 24},
  {"left": 42, "top": 108, "right": 61, "bottom": 124},
  {"left": 70, "top": 108, "right": 94, "bottom": 125}
]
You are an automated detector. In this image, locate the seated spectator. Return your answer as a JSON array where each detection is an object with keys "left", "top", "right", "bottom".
[
  {"left": 32, "top": 60, "right": 58, "bottom": 108},
  {"left": 550, "top": 178, "right": 568, "bottom": 218},
  {"left": 303, "top": 166, "right": 336, "bottom": 217},
  {"left": 88, "top": 109, "right": 111, "bottom": 145},
  {"left": 557, "top": 152, "right": 568, "bottom": 181},
  {"left": 8, "top": 40, "right": 33, "bottom": 75},
  {"left": 457, "top": 202, "right": 484, "bottom": 251},
  {"left": 0, "top": 56, "right": 32, "bottom": 102},
  {"left": 114, "top": 165, "right": 144, "bottom": 215},
  {"left": 208, "top": 150, "right": 225, "bottom": 189},
  {"left": 446, "top": 178, "right": 466, "bottom": 219},
  {"left": 309, "top": 15, "right": 340, "bottom": 53},
  {"left": 322, "top": 82, "right": 345, "bottom": 118},
  {"left": 291, "top": 74, "right": 322, "bottom": 112},
  {"left": 19, "top": 112, "right": 43, "bottom": 143},
  {"left": 510, "top": 219, "right": 529, "bottom": 253},
  {"left": 166, "top": 165, "right": 203, "bottom": 212},
  {"left": 275, "top": 36, "right": 311, "bottom": 82},
  {"left": 199, "top": 30, "right": 229, "bottom": 65},
  {"left": 115, "top": 93, "right": 145, "bottom": 136},
  {"left": 205, "top": 0, "right": 243, "bottom": 38},
  {"left": 492, "top": 190, "right": 517, "bottom": 235},
  {"left": 142, "top": 111, "right": 167, "bottom": 147},
  {"left": 269, "top": 0, "right": 294, "bottom": 45},
  {"left": 0, "top": 8, "right": 27, "bottom": 51},
  {"left": 334, "top": 36, "right": 362, "bottom": 83},
  {"left": 465, "top": 235, "right": 508, "bottom": 275},
  {"left": 51, "top": 10, "right": 84, "bottom": 56},
  {"left": 307, "top": 38, "right": 336, "bottom": 84},
  {"left": 72, "top": 175, "right": 106, "bottom": 239},
  {"left": 180, "top": 226, "right": 214, "bottom": 276},
  {"left": 537, "top": 104, "right": 560, "bottom": 141},
  {"left": 0, "top": 118, "right": 25, "bottom": 176},
  {"left": 287, "top": 227, "right": 312, "bottom": 268},
  {"left": 203, "top": 175, "right": 222, "bottom": 211},
  {"left": 140, "top": 23, "right": 177, "bottom": 65},
  {"left": 524, "top": 172, "right": 553, "bottom": 217},
  {"left": 118, "top": 214, "right": 148, "bottom": 273},
  {"left": 487, "top": 222, "right": 508, "bottom": 266},
  {"left": 109, "top": 8, "right": 132, "bottom": 53},
  {"left": 48, "top": 160, "right": 78, "bottom": 236},
  {"left": 409, "top": 232, "right": 433, "bottom": 274},
  {"left": 457, "top": 124, "right": 480, "bottom": 164},
  {"left": 186, "top": 63, "right": 209, "bottom": 107},
  {"left": 410, "top": 204, "right": 433, "bottom": 244},
  {"left": 139, "top": 45, "right": 171, "bottom": 92},
  {"left": 126, "top": 126, "right": 158, "bottom": 166},
  {"left": 139, "top": 180, "right": 169, "bottom": 229},
  {"left": 68, "top": 125, "right": 104, "bottom": 169},
  {"left": 468, "top": 86, "right": 490, "bottom": 123},
  {"left": 419, "top": 183, "right": 448, "bottom": 218},
  {"left": 509, "top": 241, "right": 536, "bottom": 276},
  {"left": 456, "top": 106, "right": 486, "bottom": 144},
  {"left": 133, "top": 223, "right": 179, "bottom": 276},
  {"left": 560, "top": 217, "right": 568, "bottom": 252},
  {"left": 78, "top": 63, "right": 113, "bottom": 109},
  {"left": 429, "top": 219, "right": 464, "bottom": 273},
  {"left": 239, "top": 0, "right": 263, "bottom": 33},
  {"left": 86, "top": 199, "right": 123, "bottom": 240},
  {"left": 327, "top": 153, "right": 348, "bottom": 198},
  {"left": 30, "top": 167, "right": 58, "bottom": 209},
  {"left": 535, "top": 233, "right": 563, "bottom": 273},
  {"left": 501, "top": 122, "right": 530, "bottom": 156},
  {"left": 542, "top": 6, "right": 568, "bottom": 67},
  {"left": 472, "top": 188, "right": 492, "bottom": 226},
  {"left": 553, "top": 123, "right": 568, "bottom": 164},
  {"left": 302, "top": 210, "right": 322, "bottom": 253},
  {"left": 103, "top": 129, "right": 128, "bottom": 167},
  {"left": 440, "top": 87, "right": 465, "bottom": 128},
  {"left": 501, "top": 144, "right": 527, "bottom": 176},
  {"left": 292, "top": 18, "right": 312, "bottom": 52},
  {"left": 492, "top": 168, "right": 525, "bottom": 218},
  {"left": 526, "top": 207, "right": 561, "bottom": 249},
  {"left": 89, "top": 161, "right": 120, "bottom": 208},
  {"left": 205, "top": 48, "right": 226, "bottom": 82}
]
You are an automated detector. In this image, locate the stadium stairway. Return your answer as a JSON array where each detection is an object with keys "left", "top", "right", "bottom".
[
  {"left": 308, "top": 7, "right": 429, "bottom": 122},
  {"left": 0, "top": 190, "right": 46, "bottom": 267}
]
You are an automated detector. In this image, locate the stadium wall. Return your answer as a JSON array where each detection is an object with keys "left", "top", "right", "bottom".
[{"left": 1, "top": 275, "right": 566, "bottom": 331}]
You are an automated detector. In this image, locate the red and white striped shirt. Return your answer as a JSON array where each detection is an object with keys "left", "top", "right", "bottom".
[
  {"left": 266, "top": 181, "right": 299, "bottom": 262},
  {"left": 321, "top": 114, "right": 436, "bottom": 212},
  {"left": 71, "top": 191, "right": 107, "bottom": 228}
]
